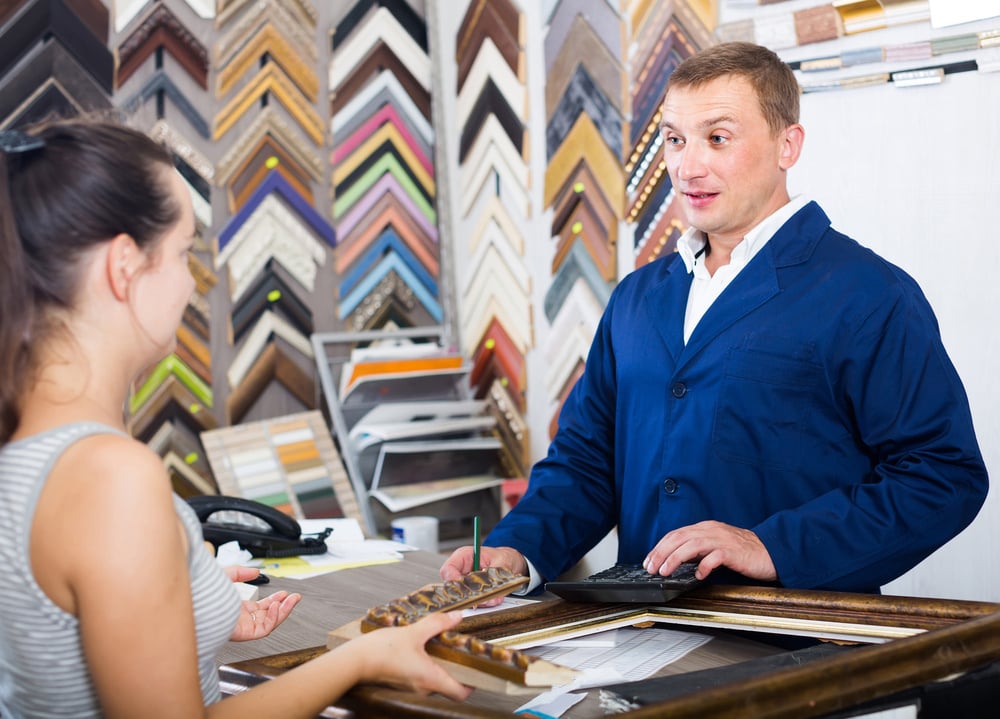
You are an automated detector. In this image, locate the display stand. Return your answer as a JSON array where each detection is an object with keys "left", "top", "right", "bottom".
[{"left": 311, "top": 327, "right": 502, "bottom": 541}]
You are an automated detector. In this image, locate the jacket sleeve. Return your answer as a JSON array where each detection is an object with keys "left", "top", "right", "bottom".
[
  {"left": 754, "top": 280, "right": 988, "bottom": 591},
  {"left": 484, "top": 292, "right": 622, "bottom": 582}
]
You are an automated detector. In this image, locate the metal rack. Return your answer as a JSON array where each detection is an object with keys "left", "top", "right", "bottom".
[{"left": 310, "top": 327, "right": 500, "bottom": 540}]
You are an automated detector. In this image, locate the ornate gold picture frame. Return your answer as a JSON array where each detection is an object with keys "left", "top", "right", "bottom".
[{"left": 220, "top": 583, "right": 1000, "bottom": 718}]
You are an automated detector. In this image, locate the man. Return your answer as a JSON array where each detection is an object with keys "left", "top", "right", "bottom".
[{"left": 441, "top": 42, "right": 987, "bottom": 595}]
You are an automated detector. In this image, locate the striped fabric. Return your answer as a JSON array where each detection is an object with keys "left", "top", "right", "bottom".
[{"left": 0, "top": 423, "right": 241, "bottom": 716}]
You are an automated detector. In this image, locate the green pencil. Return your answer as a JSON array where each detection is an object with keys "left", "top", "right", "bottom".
[{"left": 472, "top": 515, "right": 481, "bottom": 571}]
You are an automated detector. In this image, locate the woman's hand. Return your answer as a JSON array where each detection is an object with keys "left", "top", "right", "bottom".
[
  {"left": 349, "top": 611, "right": 472, "bottom": 701},
  {"left": 224, "top": 565, "right": 302, "bottom": 641}
]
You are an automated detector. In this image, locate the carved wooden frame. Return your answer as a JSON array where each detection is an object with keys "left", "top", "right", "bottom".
[
  {"left": 116, "top": 3, "right": 209, "bottom": 90},
  {"left": 483, "top": 377, "right": 530, "bottom": 477},
  {"left": 343, "top": 270, "right": 432, "bottom": 332},
  {"left": 221, "top": 585, "right": 1000, "bottom": 719}
]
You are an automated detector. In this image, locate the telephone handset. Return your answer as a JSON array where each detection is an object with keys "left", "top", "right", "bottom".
[{"left": 185, "top": 495, "right": 332, "bottom": 558}]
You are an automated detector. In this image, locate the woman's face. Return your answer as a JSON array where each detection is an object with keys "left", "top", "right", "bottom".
[{"left": 128, "top": 169, "right": 197, "bottom": 358}]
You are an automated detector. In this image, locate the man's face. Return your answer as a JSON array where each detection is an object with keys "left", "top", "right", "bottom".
[{"left": 660, "top": 75, "right": 800, "bottom": 247}]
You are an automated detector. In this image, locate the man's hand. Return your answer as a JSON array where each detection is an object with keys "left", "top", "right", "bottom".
[
  {"left": 643, "top": 520, "right": 777, "bottom": 582},
  {"left": 439, "top": 545, "right": 528, "bottom": 607}
]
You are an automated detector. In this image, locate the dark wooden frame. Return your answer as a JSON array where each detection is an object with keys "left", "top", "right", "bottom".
[{"left": 219, "top": 584, "right": 1000, "bottom": 718}]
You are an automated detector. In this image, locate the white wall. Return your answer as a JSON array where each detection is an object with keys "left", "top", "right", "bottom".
[
  {"left": 790, "top": 68, "right": 1000, "bottom": 602},
  {"left": 742, "top": 3, "right": 1000, "bottom": 601}
]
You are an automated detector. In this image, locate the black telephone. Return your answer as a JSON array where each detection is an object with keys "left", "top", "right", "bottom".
[{"left": 186, "top": 495, "right": 332, "bottom": 558}]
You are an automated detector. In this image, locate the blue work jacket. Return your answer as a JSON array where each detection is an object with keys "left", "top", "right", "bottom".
[{"left": 487, "top": 202, "right": 988, "bottom": 592}]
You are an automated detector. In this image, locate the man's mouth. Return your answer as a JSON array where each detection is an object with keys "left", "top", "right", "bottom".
[{"left": 684, "top": 191, "right": 717, "bottom": 206}]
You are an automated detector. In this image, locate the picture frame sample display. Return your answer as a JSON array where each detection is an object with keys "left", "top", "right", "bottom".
[{"left": 201, "top": 410, "right": 362, "bottom": 523}]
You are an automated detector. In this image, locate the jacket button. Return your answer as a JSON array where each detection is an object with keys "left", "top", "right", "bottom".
[
  {"left": 663, "top": 478, "right": 678, "bottom": 494},
  {"left": 671, "top": 382, "right": 687, "bottom": 398}
]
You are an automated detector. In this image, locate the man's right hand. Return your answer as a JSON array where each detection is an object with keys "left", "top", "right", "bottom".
[{"left": 439, "top": 546, "right": 528, "bottom": 607}]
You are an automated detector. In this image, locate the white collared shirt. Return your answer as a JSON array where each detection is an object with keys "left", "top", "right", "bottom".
[{"left": 677, "top": 195, "right": 809, "bottom": 344}]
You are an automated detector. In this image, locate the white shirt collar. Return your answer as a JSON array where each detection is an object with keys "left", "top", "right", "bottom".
[{"left": 678, "top": 195, "right": 809, "bottom": 274}]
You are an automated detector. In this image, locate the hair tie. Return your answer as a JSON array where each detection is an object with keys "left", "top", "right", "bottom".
[{"left": 0, "top": 130, "right": 45, "bottom": 155}]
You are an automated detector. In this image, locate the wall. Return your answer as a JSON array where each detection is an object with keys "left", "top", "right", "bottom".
[
  {"left": 792, "top": 63, "right": 1000, "bottom": 602},
  {"left": 719, "top": 2, "right": 1000, "bottom": 601}
]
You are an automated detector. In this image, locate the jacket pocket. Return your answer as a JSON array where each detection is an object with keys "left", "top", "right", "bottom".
[{"left": 711, "top": 347, "right": 829, "bottom": 472}]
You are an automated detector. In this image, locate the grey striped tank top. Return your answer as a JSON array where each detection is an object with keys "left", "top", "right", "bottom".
[{"left": 0, "top": 422, "right": 241, "bottom": 717}]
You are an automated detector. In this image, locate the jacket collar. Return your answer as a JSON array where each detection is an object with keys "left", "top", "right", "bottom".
[{"left": 646, "top": 201, "right": 831, "bottom": 366}]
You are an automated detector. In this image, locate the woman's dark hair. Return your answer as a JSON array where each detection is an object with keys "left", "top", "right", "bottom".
[{"left": 0, "top": 118, "right": 179, "bottom": 442}]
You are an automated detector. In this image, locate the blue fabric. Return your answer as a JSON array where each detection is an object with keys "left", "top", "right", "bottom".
[{"left": 488, "top": 202, "right": 988, "bottom": 592}]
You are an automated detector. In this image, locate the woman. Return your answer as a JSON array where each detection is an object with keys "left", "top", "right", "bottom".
[{"left": 0, "top": 118, "right": 470, "bottom": 717}]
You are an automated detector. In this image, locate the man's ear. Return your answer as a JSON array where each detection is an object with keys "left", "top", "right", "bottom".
[
  {"left": 778, "top": 123, "right": 805, "bottom": 170},
  {"left": 106, "top": 233, "right": 139, "bottom": 301}
]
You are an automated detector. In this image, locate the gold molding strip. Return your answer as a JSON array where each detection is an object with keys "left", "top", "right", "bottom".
[
  {"left": 176, "top": 322, "right": 211, "bottom": 373},
  {"left": 216, "top": 23, "right": 319, "bottom": 101},
  {"left": 187, "top": 251, "right": 217, "bottom": 296},
  {"left": 544, "top": 113, "right": 623, "bottom": 216},
  {"left": 213, "top": 62, "right": 324, "bottom": 146}
]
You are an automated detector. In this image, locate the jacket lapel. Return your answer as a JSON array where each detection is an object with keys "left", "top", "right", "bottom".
[
  {"left": 645, "top": 260, "right": 691, "bottom": 364},
  {"left": 680, "top": 250, "right": 780, "bottom": 368},
  {"left": 657, "top": 201, "right": 830, "bottom": 374}
]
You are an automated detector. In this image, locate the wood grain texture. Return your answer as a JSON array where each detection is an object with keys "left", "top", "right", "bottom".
[{"left": 220, "top": 556, "right": 1000, "bottom": 718}]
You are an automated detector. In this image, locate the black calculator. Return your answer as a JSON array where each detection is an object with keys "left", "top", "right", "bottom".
[{"left": 545, "top": 561, "right": 702, "bottom": 604}]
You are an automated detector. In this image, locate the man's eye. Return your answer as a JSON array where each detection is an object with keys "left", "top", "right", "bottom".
[{"left": 710, "top": 135, "right": 726, "bottom": 144}]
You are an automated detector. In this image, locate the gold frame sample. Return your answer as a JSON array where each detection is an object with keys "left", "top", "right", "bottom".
[{"left": 220, "top": 583, "right": 1000, "bottom": 718}]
